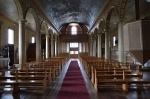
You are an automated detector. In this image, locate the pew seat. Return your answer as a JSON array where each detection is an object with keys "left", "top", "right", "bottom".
[{"left": 0, "top": 79, "right": 46, "bottom": 93}]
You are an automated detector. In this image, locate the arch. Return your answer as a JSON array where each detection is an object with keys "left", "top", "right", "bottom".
[
  {"left": 66, "top": 23, "right": 82, "bottom": 34},
  {"left": 71, "top": 26, "right": 77, "bottom": 35},
  {"left": 14, "top": 0, "right": 24, "bottom": 18},
  {"left": 41, "top": 21, "right": 49, "bottom": 35},
  {"left": 25, "top": 8, "right": 40, "bottom": 31},
  {"left": 98, "top": 19, "right": 106, "bottom": 33},
  {"left": 25, "top": 9, "right": 36, "bottom": 31},
  {"left": 49, "top": 29, "right": 54, "bottom": 39},
  {"left": 105, "top": 6, "right": 119, "bottom": 30},
  {"left": 119, "top": 0, "right": 128, "bottom": 19},
  {"left": 94, "top": 28, "right": 98, "bottom": 36}
]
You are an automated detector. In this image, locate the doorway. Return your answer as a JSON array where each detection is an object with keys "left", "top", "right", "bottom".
[{"left": 69, "top": 43, "right": 78, "bottom": 58}]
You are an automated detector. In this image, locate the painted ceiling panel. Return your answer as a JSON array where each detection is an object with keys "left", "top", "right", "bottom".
[{"left": 37, "top": 0, "right": 106, "bottom": 30}]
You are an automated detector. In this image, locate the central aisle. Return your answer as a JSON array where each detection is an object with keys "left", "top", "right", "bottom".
[{"left": 56, "top": 60, "right": 91, "bottom": 99}]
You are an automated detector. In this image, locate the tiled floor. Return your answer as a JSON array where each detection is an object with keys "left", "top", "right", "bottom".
[{"left": 0, "top": 59, "right": 150, "bottom": 99}]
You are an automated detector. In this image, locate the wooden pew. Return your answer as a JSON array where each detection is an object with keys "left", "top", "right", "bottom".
[
  {"left": 0, "top": 80, "right": 47, "bottom": 93},
  {"left": 79, "top": 55, "right": 150, "bottom": 92},
  {"left": 0, "top": 70, "right": 47, "bottom": 93},
  {"left": 0, "top": 69, "right": 5, "bottom": 76},
  {"left": 30, "top": 62, "right": 59, "bottom": 80},
  {"left": 94, "top": 69, "right": 150, "bottom": 92},
  {"left": 90, "top": 66, "right": 133, "bottom": 84},
  {"left": 0, "top": 55, "right": 69, "bottom": 94},
  {"left": 19, "top": 60, "right": 61, "bottom": 80},
  {"left": 9, "top": 69, "right": 52, "bottom": 85}
]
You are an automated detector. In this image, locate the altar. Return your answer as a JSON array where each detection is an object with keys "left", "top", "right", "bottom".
[{"left": 0, "top": 57, "right": 10, "bottom": 68}]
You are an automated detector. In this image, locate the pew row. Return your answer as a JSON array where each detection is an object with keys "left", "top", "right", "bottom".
[
  {"left": 0, "top": 70, "right": 47, "bottom": 93},
  {"left": 8, "top": 69, "right": 52, "bottom": 85},
  {"left": 94, "top": 69, "right": 150, "bottom": 92}
]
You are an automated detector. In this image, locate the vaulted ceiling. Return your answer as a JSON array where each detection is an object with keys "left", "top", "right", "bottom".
[
  {"left": 1, "top": 0, "right": 150, "bottom": 33},
  {"left": 36, "top": 0, "right": 106, "bottom": 31},
  {"left": 0, "top": 0, "right": 106, "bottom": 32}
]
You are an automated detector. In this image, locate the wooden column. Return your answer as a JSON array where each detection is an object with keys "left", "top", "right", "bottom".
[
  {"left": 93, "top": 39, "right": 96, "bottom": 56},
  {"left": 89, "top": 35, "right": 93, "bottom": 56},
  {"left": 51, "top": 34, "right": 54, "bottom": 57},
  {"left": 57, "top": 35, "right": 60, "bottom": 55},
  {"left": 0, "top": 21, "right": 3, "bottom": 48},
  {"left": 54, "top": 35, "right": 57, "bottom": 56},
  {"left": 105, "top": 30, "right": 110, "bottom": 59},
  {"left": 118, "top": 20, "right": 125, "bottom": 62},
  {"left": 97, "top": 34, "right": 102, "bottom": 58},
  {"left": 36, "top": 30, "right": 41, "bottom": 61},
  {"left": 45, "top": 34, "right": 49, "bottom": 58},
  {"left": 18, "top": 19, "right": 26, "bottom": 64}
]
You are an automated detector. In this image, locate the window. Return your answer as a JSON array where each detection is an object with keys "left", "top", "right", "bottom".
[
  {"left": 31, "top": 37, "right": 35, "bottom": 43},
  {"left": 70, "top": 43, "right": 78, "bottom": 48},
  {"left": 79, "top": 43, "right": 82, "bottom": 52},
  {"left": 8, "top": 28, "right": 14, "bottom": 44},
  {"left": 70, "top": 51, "right": 78, "bottom": 54},
  {"left": 70, "top": 51, "right": 74, "bottom": 54},
  {"left": 74, "top": 51, "right": 78, "bottom": 54},
  {"left": 67, "top": 43, "right": 69, "bottom": 53},
  {"left": 70, "top": 43, "right": 78, "bottom": 54},
  {"left": 71, "top": 26, "right": 77, "bottom": 35},
  {"left": 113, "top": 36, "right": 116, "bottom": 46}
]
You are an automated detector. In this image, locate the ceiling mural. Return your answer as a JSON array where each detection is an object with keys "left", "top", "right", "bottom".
[{"left": 37, "top": 0, "right": 106, "bottom": 30}]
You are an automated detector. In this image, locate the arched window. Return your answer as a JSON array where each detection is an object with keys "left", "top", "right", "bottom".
[
  {"left": 31, "top": 37, "right": 35, "bottom": 43},
  {"left": 71, "top": 26, "right": 77, "bottom": 35},
  {"left": 8, "top": 28, "right": 14, "bottom": 44},
  {"left": 113, "top": 36, "right": 116, "bottom": 46}
]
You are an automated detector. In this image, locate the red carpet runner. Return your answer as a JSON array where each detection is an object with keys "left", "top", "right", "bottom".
[{"left": 56, "top": 61, "right": 90, "bottom": 99}]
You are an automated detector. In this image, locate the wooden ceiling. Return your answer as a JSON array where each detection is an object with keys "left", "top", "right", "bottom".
[{"left": 0, "top": 0, "right": 150, "bottom": 33}]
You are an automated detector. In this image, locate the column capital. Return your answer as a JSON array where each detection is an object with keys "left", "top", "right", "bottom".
[
  {"left": 97, "top": 32, "right": 103, "bottom": 36},
  {"left": 46, "top": 33, "right": 50, "bottom": 36},
  {"left": 103, "top": 28, "right": 109, "bottom": 33},
  {"left": 46, "top": 35, "right": 50, "bottom": 38},
  {"left": 114, "top": 19, "right": 124, "bottom": 25},
  {"left": 119, "top": 17, "right": 125, "bottom": 21},
  {"left": 35, "top": 30, "right": 41, "bottom": 33},
  {"left": 17, "top": 18, "right": 27, "bottom": 23},
  {"left": 51, "top": 37, "right": 54, "bottom": 40}
]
